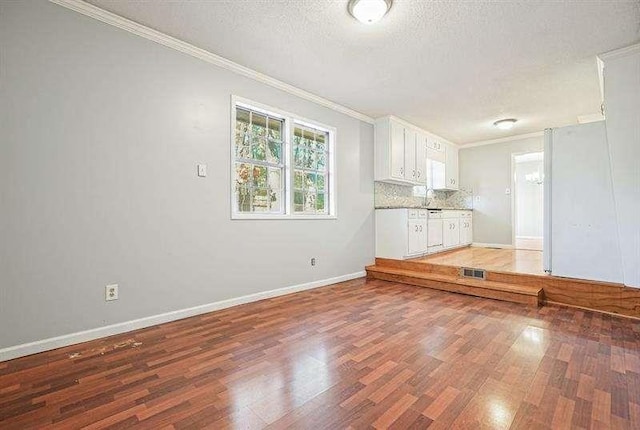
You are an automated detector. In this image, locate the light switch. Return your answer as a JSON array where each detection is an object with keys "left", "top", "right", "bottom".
[{"left": 197, "top": 164, "right": 207, "bottom": 177}]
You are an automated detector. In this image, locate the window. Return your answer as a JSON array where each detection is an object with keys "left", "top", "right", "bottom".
[{"left": 231, "top": 97, "right": 336, "bottom": 219}]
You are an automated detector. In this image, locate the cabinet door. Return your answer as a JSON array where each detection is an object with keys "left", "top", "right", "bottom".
[
  {"left": 407, "top": 220, "right": 423, "bottom": 255},
  {"left": 460, "top": 219, "right": 472, "bottom": 245},
  {"left": 445, "top": 143, "right": 459, "bottom": 190},
  {"left": 443, "top": 220, "right": 460, "bottom": 248},
  {"left": 415, "top": 133, "right": 427, "bottom": 184},
  {"left": 404, "top": 128, "right": 417, "bottom": 182},
  {"left": 390, "top": 121, "right": 405, "bottom": 180}
]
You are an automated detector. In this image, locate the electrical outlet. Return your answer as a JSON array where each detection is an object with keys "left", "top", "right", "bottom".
[
  {"left": 105, "top": 284, "right": 119, "bottom": 301},
  {"left": 310, "top": 258, "right": 316, "bottom": 267}
]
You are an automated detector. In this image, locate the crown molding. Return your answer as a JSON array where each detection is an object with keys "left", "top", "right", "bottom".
[
  {"left": 49, "top": 0, "right": 375, "bottom": 125},
  {"left": 460, "top": 131, "right": 544, "bottom": 149},
  {"left": 598, "top": 43, "right": 640, "bottom": 62}
]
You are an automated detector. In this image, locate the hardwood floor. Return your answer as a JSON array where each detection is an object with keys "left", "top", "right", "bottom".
[
  {"left": 2, "top": 278, "right": 640, "bottom": 429},
  {"left": 415, "top": 247, "right": 545, "bottom": 276}
]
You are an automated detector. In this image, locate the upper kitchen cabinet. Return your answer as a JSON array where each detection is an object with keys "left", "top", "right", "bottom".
[
  {"left": 444, "top": 142, "right": 459, "bottom": 190},
  {"left": 375, "top": 116, "right": 427, "bottom": 185},
  {"left": 375, "top": 116, "right": 455, "bottom": 188}
]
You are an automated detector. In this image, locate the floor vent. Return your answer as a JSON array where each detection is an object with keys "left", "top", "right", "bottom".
[{"left": 461, "top": 267, "right": 486, "bottom": 280}]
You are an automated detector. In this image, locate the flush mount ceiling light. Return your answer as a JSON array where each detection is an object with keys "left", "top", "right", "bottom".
[
  {"left": 493, "top": 118, "right": 518, "bottom": 130},
  {"left": 348, "top": 0, "right": 392, "bottom": 25}
]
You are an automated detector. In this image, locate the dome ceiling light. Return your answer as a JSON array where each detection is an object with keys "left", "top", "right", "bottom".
[
  {"left": 493, "top": 118, "right": 518, "bottom": 130},
  {"left": 348, "top": 0, "right": 392, "bottom": 25}
]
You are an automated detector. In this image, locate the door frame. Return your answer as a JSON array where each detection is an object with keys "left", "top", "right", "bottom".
[{"left": 511, "top": 151, "right": 544, "bottom": 249}]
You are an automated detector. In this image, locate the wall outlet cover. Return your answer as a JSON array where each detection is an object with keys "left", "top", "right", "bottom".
[{"left": 105, "top": 284, "right": 119, "bottom": 301}]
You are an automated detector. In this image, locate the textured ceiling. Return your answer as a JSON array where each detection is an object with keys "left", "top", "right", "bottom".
[{"left": 87, "top": 0, "right": 639, "bottom": 144}]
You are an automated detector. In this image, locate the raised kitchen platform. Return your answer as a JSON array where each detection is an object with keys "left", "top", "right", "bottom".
[{"left": 366, "top": 248, "right": 640, "bottom": 318}]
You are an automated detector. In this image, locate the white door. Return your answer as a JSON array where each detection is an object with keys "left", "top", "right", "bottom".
[
  {"left": 390, "top": 121, "right": 405, "bottom": 180},
  {"left": 404, "top": 128, "right": 417, "bottom": 182},
  {"left": 407, "top": 220, "right": 423, "bottom": 255},
  {"left": 443, "top": 219, "right": 460, "bottom": 248},
  {"left": 415, "top": 133, "right": 427, "bottom": 184}
]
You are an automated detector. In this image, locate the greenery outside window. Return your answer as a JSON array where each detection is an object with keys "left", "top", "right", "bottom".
[{"left": 231, "top": 97, "right": 336, "bottom": 219}]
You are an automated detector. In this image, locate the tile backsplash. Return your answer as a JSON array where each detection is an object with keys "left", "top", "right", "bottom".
[{"left": 374, "top": 182, "right": 473, "bottom": 209}]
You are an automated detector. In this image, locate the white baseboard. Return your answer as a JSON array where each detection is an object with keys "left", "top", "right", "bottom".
[
  {"left": 0, "top": 271, "right": 365, "bottom": 362},
  {"left": 471, "top": 242, "right": 515, "bottom": 249}
]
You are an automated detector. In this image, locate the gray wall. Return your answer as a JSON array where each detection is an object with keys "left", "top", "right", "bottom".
[
  {"left": 459, "top": 135, "right": 543, "bottom": 245},
  {"left": 0, "top": 1, "right": 374, "bottom": 349}
]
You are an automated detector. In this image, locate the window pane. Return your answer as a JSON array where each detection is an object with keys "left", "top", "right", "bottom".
[
  {"left": 316, "top": 151, "right": 326, "bottom": 171},
  {"left": 304, "top": 150, "right": 316, "bottom": 169},
  {"left": 252, "top": 188, "right": 269, "bottom": 212},
  {"left": 304, "top": 191, "right": 316, "bottom": 213},
  {"left": 315, "top": 132, "right": 327, "bottom": 151},
  {"left": 316, "top": 192, "right": 326, "bottom": 212},
  {"left": 235, "top": 163, "right": 251, "bottom": 185},
  {"left": 302, "top": 129, "right": 314, "bottom": 148},
  {"left": 294, "top": 170, "right": 304, "bottom": 189},
  {"left": 267, "top": 139, "right": 282, "bottom": 164},
  {"left": 235, "top": 185, "right": 252, "bottom": 212},
  {"left": 269, "top": 189, "right": 282, "bottom": 212},
  {"left": 305, "top": 172, "right": 317, "bottom": 191},
  {"left": 294, "top": 190, "right": 304, "bottom": 212},
  {"left": 268, "top": 168, "right": 282, "bottom": 190},
  {"left": 252, "top": 165, "right": 267, "bottom": 187},
  {"left": 294, "top": 145, "right": 305, "bottom": 168},
  {"left": 251, "top": 136, "right": 267, "bottom": 161},
  {"left": 317, "top": 174, "right": 325, "bottom": 192},
  {"left": 267, "top": 118, "right": 282, "bottom": 140},
  {"left": 251, "top": 112, "right": 267, "bottom": 137},
  {"left": 236, "top": 108, "right": 250, "bottom": 134}
]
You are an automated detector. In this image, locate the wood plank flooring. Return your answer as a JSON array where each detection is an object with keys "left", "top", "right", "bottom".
[
  {"left": 415, "top": 247, "right": 545, "bottom": 276},
  {"left": 2, "top": 278, "right": 640, "bottom": 429}
]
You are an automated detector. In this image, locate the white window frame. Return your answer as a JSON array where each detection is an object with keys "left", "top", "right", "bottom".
[{"left": 231, "top": 95, "right": 337, "bottom": 220}]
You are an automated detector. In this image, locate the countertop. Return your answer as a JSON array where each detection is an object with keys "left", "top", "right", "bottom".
[{"left": 374, "top": 206, "right": 472, "bottom": 210}]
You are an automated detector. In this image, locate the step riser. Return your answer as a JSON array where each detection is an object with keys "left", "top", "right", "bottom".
[{"left": 368, "top": 270, "right": 541, "bottom": 307}]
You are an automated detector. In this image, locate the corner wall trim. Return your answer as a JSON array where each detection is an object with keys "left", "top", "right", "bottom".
[
  {"left": 471, "top": 242, "right": 515, "bottom": 249},
  {"left": 0, "top": 271, "right": 366, "bottom": 362},
  {"left": 48, "top": 0, "right": 374, "bottom": 125}
]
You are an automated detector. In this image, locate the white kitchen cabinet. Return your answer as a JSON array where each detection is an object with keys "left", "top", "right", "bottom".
[
  {"left": 442, "top": 211, "right": 460, "bottom": 248},
  {"left": 375, "top": 208, "right": 428, "bottom": 259},
  {"left": 404, "top": 128, "right": 417, "bottom": 182},
  {"left": 444, "top": 142, "right": 459, "bottom": 190},
  {"left": 459, "top": 212, "right": 473, "bottom": 245},
  {"left": 407, "top": 219, "right": 427, "bottom": 255},
  {"left": 415, "top": 132, "right": 427, "bottom": 185},
  {"left": 426, "top": 140, "right": 446, "bottom": 190},
  {"left": 375, "top": 117, "right": 428, "bottom": 186},
  {"left": 390, "top": 120, "right": 405, "bottom": 180}
]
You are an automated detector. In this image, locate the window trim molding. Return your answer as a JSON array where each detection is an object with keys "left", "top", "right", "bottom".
[{"left": 230, "top": 95, "right": 337, "bottom": 220}]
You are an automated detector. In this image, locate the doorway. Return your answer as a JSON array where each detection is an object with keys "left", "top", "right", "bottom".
[{"left": 513, "top": 152, "right": 544, "bottom": 251}]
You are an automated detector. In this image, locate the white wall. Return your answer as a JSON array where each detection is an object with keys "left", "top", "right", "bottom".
[
  {"left": 515, "top": 159, "right": 544, "bottom": 238},
  {"left": 601, "top": 45, "right": 640, "bottom": 288},
  {"left": 0, "top": 1, "right": 374, "bottom": 353},
  {"left": 459, "top": 135, "right": 544, "bottom": 245}
]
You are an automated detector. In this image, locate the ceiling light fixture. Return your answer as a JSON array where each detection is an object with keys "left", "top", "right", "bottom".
[
  {"left": 348, "top": 0, "right": 392, "bottom": 25},
  {"left": 493, "top": 118, "right": 518, "bottom": 130}
]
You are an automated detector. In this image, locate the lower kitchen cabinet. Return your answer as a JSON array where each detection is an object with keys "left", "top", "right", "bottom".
[
  {"left": 376, "top": 209, "right": 428, "bottom": 259},
  {"left": 376, "top": 209, "right": 472, "bottom": 259}
]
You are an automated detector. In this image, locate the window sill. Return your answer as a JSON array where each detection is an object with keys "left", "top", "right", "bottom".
[{"left": 231, "top": 214, "right": 337, "bottom": 220}]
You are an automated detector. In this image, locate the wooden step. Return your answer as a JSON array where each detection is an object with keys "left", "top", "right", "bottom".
[{"left": 366, "top": 265, "right": 543, "bottom": 307}]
